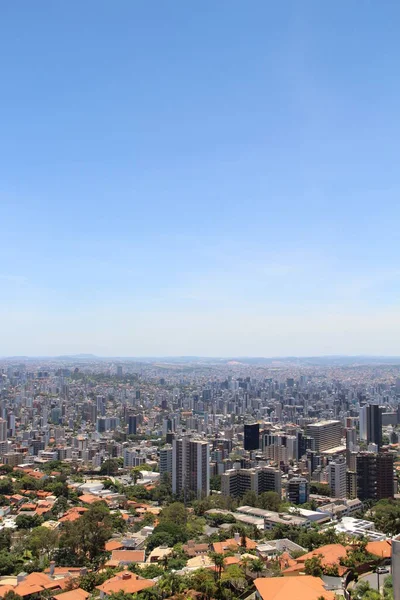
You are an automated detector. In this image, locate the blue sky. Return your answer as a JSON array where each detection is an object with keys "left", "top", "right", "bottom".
[{"left": 1, "top": 1, "right": 400, "bottom": 356}]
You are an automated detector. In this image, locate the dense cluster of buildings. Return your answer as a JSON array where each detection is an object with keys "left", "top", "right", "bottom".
[{"left": 1, "top": 358, "right": 400, "bottom": 506}]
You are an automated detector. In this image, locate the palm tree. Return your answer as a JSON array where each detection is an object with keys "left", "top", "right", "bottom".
[
  {"left": 249, "top": 558, "right": 264, "bottom": 577},
  {"left": 209, "top": 551, "right": 225, "bottom": 581},
  {"left": 241, "top": 555, "right": 251, "bottom": 578}
]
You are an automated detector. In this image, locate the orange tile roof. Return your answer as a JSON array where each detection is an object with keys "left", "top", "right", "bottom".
[
  {"left": 59, "top": 507, "right": 88, "bottom": 523},
  {"left": 283, "top": 544, "right": 348, "bottom": 577},
  {"left": 212, "top": 537, "right": 257, "bottom": 554},
  {"left": 111, "top": 550, "right": 145, "bottom": 563},
  {"left": 105, "top": 540, "right": 124, "bottom": 552},
  {"left": 255, "top": 576, "right": 335, "bottom": 600},
  {"left": 224, "top": 556, "right": 241, "bottom": 566},
  {"left": 52, "top": 588, "right": 89, "bottom": 600},
  {"left": 13, "top": 583, "right": 44, "bottom": 597},
  {"left": 97, "top": 572, "right": 154, "bottom": 596},
  {"left": 78, "top": 494, "right": 100, "bottom": 504},
  {"left": 366, "top": 540, "right": 392, "bottom": 558}
]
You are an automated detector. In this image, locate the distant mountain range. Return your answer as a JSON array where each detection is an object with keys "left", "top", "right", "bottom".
[{"left": 2, "top": 354, "right": 400, "bottom": 366}]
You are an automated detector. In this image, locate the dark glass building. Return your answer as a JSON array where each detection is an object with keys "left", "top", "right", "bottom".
[{"left": 244, "top": 423, "right": 259, "bottom": 451}]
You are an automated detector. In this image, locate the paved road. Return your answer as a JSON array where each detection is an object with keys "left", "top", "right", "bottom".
[{"left": 359, "top": 566, "right": 391, "bottom": 591}]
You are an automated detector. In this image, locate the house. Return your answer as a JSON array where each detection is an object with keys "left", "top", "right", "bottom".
[
  {"left": 105, "top": 540, "right": 124, "bottom": 552},
  {"left": 146, "top": 546, "right": 173, "bottom": 563},
  {"left": 97, "top": 571, "right": 154, "bottom": 598},
  {"left": 182, "top": 541, "right": 209, "bottom": 557},
  {"left": 255, "top": 575, "right": 335, "bottom": 600},
  {"left": 7, "top": 572, "right": 67, "bottom": 598},
  {"left": 109, "top": 550, "right": 145, "bottom": 566},
  {"left": 51, "top": 589, "right": 89, "bottom": 600},
  {"left": 212, "top": 534, "right": 257, "bottom": 554},
  {"left": 282, "top": 544, "right": 348, "bottom": 577},
  {"left": 78, "top": 494, "right": 102, "bottom": 505},
  {"left": 366, "top": 540, "right": 392, "bottom": 559},
  {"left": 59, "top": 507, "right": 88, "bottom": 523}
]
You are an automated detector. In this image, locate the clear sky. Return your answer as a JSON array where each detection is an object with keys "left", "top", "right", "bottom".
[{"left": 1, "top": 1, "right": 400, "bottom": 357}]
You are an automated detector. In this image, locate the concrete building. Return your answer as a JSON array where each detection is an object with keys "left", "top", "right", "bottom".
[
  {"left": 159, "top": 445, "right": 173, "bottom": 477},
  {"left": 172, "top": 436, "right": 210, "bottom": 499},
  {"left": 307, "top": 420, "right": 342, "bottom": 453},
  {"left": 221, "top": 466, "right": 281, "bottom": 498},
  {"left": 356, "top": 452, "right": 395, "bottom": 501},
  {"left": 287, "top": 476, "right": 309, "bottom": 505},
  {"left": 327, "top": 458, "right": 347, "bottom": 499}
]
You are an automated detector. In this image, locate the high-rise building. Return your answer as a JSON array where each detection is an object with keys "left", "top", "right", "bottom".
[
  {"left": 356, "top": 452, "right": 395, "bottom": 501},
  {"left": 307, "top": 420, "right": 342, "bottom": 453},
  {"left": 327, "top": 458, "right": 347, "bottom": 498},
  {"left": 159, "top": 445, "right": 173, "bottom": 477},
  {"left": 287, "top": 476, "right": 309, "bottom": 505},
  {"left": 359, "top": 405, "right": 368, "bottom": 441},
  {"left": 128, "top": 415, "right": 137, "bottom": 435},
  {"left": 346, "top": 427, "right": 357, "bottom": 469},
  {"left": 346, "top": 470, "right": 357, "bottom": 500},
  {"left": 244, "top": 423, "right": 259, "bottom": 451},
  {"left": 172, "top": 436, "right": 210, "bottom": 499},
  {"left": 367, "top": 404, "right": 382, "bottom": 450},
  {"left": 0, "top": 419, "right": 7, "bottom": 442},
  {"left": 221, "top": 466, "right": 281, "bottom": 498}
]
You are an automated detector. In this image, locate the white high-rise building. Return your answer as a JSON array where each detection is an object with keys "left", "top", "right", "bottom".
[
  {"left": 328, "top": 458, "right": 347, "bottom": 499},
  {"left": 172, "top": 436, "right": 210, "bottom": 499},
  {"left": 359, "top": 406, "right": 368, "bottom": 441}
]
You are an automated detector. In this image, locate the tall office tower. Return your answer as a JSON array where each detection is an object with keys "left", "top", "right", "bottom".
[
  {"left": 346, "top": 471, "right": 357, "bottom": 499},
  {"left": 359, "top": 405, "right": 368, "bottom": 441},
  {"left": 117, "top": 366, "right": 123, "bottom": 377},
  {"left": 356, "top": 452, "right": 395, "bottom": 501},
  {"left": 306, "top": 420, "right": 342, "bottom": 452},
  {"left": 128, "top": 415, "right": 137, "bottom": 435},
  {"left": 346, "top": 427, "right": 357, "bottom": 469},
  {"left": 244, "top": 423, "right": 260, "bottom": 451},
  {"left": 0, "top": 419, "right": 7, "bottom": 442},
  {"left": 221, "top": 466, "right": 281, "bottom": 498},
  {"left": 327, "top": 458, "right": 347, "bottom": 498},
  {"left": 159, "top": 445, "right": 173, "bottom": 476},
  {"left": 172, "top": 436, "right": 210, "bottom": 499},
  {"left": 297, "top": 431, "right": 315, "bottom": 460},
  {"left": 367, "top": 404, "right": 382, "bottom": 449},
  {"left": 287, "top": 476, "right": 309, "bottom": 505}
]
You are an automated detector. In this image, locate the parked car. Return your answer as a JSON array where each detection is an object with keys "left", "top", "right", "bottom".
[{"left": 376, "top": 567, "right": 389, "bottom": 574}]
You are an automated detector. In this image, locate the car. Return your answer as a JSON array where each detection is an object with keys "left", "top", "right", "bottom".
[{"left": 376, "top": 567, "right": 389, "bottom": 574}]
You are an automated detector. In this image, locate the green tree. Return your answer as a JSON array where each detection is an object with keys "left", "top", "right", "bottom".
[
  {"left": 160, "top": 502, "right": 188, "bottom": 526},
  {"left": 15, "top": 514, "right": 43, "bottom": 530},
  {"left": 0, "top": 529, "right": 11, "bottom": 552},
  {"left": 241, "top": 490, "right": 258, "bottom": 507},
  {"left": 209, "top": 552, "right": 225, "bottom": 581},
  {"left": 249, "top": 558, "right": 264, "bottom": 577},
  {"left": 58, "top": 501, "right": 113, "bottom": 564},
  {"left": 0, "top": 479, "right": 14, "bottom": 495},
  {"left": 304, "top": 554, "right": 323, "bottom": 577},
  {"left": 3, "top": 592, "right": 23, "bottom": 600},
  {"left": 99, "top": 459, "right": 120, "bottom": 476},
  {"left": 26, "top": 526, "right": 59, "bottom": 558},
  {"left": 191, "top": 569, "right": 217, "bottom": 600},
  {"left": 145, "top": 532, "right": 174, "bottom": 552},
  {"left": 257, "top": 491, "right": 281, "bottom": 512},
  {"left": 309, "top": 483, "right": 332, "bottom": 497}
]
